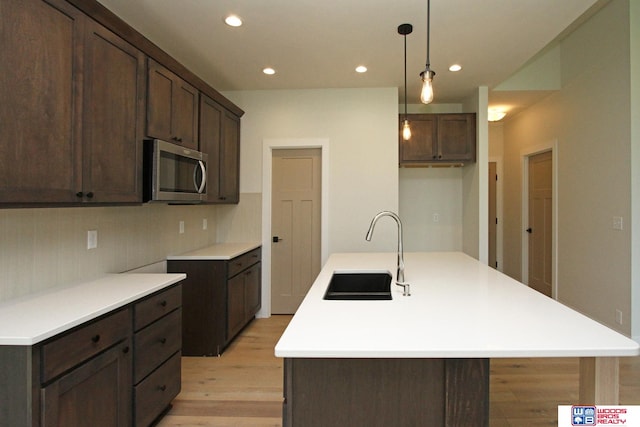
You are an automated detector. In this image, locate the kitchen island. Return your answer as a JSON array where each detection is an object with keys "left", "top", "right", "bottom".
[{"left": 275, "top": 252, "right": 639, "bottom": 426}]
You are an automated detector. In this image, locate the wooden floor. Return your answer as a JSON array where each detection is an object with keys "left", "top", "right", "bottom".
[{"left": 158, "top": 315, "right": 640, "bottom": 427}]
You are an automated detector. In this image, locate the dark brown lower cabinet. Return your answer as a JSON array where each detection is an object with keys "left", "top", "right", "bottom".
[
  {"left": 0, "top": 284, "right": 182, "bottom": 427},
  {"left": 168, "top": 247, "right": 261, "bottom": 356},
  {"left": 283, "top": 358, "right": 489, "bottom": 427}
]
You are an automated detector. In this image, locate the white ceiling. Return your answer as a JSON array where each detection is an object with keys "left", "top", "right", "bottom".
[{"left": 96, "top": 0, "right": 602, "bottom": 109}]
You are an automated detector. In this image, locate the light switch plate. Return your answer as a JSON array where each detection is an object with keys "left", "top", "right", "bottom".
[{"left": 613, "top": 216, "right": 623, "bottom": 230}]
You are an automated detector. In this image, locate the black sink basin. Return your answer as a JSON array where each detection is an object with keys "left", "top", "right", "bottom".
[{"left": 323, "top": 271, "right": 392, "bottom": 300}]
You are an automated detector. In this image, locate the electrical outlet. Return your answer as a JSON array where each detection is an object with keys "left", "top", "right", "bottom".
[
  {"left": 179, "top": 221, "right": 185, "bottom": 234},
  {"left": 202, "top": 218, "right": 208, "bottom": 230},
  {"left": 433, "top": 213, "right": 439, "bottom": 223},
  {"left": 87, "top": 230, "right": 98, "bottom": 249},
  {"left": 612, "top": 216, "right": 623, "bottom": 230},
  {"left": 615, "top": 309, "right": 623, "bottom": 325}
]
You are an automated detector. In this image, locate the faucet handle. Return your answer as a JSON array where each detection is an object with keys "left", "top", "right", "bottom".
[{"left": 395, "top": 281, "right": 411, "bottom": 296}]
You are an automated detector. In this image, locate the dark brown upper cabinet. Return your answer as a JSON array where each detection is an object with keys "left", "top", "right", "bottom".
[
  {"left": 0, "top": 0, "right": 145, "bottom": 205},
  {"left": 399, "top": 113, "right": 476, "bottom": 166},
  {"left": 147, "top": 59, "right": 199, "bottom": 150},
  {"left": 199, "top": 94, "right": 240, "bottom": 204}
]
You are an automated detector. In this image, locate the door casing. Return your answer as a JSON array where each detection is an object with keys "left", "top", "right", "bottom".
[{"left": 261, "top": 138, "right": 330, "bottom": 317}]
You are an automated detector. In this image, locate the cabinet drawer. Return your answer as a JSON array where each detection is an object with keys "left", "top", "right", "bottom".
[
  {"left": 228, "top": 247, "right": 261, "bottom": 278},
  {"left": 134, "top": 308, "right": 182, "bottom": 383},
  {"left": 41, "top": 308, "right": 131, "bottom": 383},
  {"left": 134, "top": 351, "right": 181, "bottom": 427},
  {"left": 134, "top": 284, "right": 182, "bottom": 331}
]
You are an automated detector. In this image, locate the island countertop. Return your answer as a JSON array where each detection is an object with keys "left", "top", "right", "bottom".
[{"left": 275, "top": 252, "right": 639, "bottom": 358}]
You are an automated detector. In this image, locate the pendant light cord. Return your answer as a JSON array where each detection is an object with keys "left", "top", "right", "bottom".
[
  {"left": 404, "top": 33, "right": 408, "bottom": 119},
  {"left": 426, "top": 0, "right": 430, "bottom": 68}
]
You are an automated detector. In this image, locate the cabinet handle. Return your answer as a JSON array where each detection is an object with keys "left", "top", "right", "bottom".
[
  {"left": 159, "top": 300, "right": 167, "bottom": 307},
  {"left": 159, "top": 337, "right": 167, "bottom": 344},
  {"left": 158, "top": 385, "right": 167, "bottom": 391},
  {"left": 219, "top": 196, "right": 227, "bottom": 200},
  {"left": 91, "top": 334, "right": 101, "bottom": 343}
]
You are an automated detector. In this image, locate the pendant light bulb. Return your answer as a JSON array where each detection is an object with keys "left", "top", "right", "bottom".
[
  {"left": 402, "top": 119, "right": 412, "bottom": 140},
  {"left": 420, "top": 69, "right": 435, "bottom": 104}
]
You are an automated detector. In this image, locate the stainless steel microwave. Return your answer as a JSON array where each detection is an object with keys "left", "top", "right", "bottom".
[{"left": 144, "top": 139, "right": 207, "bottom": 203}]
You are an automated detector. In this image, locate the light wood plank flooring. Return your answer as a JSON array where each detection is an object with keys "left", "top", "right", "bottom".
[{"left": 158, "top": 315, "right": 640, "bottom": 427}]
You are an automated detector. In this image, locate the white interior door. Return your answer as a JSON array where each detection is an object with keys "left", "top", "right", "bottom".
[
  {"left": 527, "top": 151, "right": 553, "bottom": 297},
  {"left": 271, "top": 148, "right": 321, "bottom": 313}
]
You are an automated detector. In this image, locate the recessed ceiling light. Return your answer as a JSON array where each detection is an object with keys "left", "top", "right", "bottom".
[
  {"left": 449, "top": 64, "right": 462, "bottom": 72},
  {"left": 224, "top": 15, "right": 243, "bottom": 27},
  {"left": 355, "top": 65, "right": 367, "bottom": 73},
  {"left": 263, "top": 67, "right": 276, "bottom": 75}
]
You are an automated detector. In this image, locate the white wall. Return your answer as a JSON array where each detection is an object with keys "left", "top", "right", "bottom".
[
  {"left": 502, "top": 0, "right": 633, "bottom": 334},
  {"left": 223, "top": 88, "right": 399, "bottom": 254},
  {"left": 630, "top": 0, "right": 640, "bottom": 340}
]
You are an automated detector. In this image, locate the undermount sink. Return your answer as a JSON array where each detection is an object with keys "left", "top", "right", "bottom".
[{"left": 323, "top": 271, "right": 392, "bottom": 300}]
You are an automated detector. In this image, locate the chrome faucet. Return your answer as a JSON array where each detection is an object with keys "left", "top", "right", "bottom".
[{"left": 365, "top": 211, "right": 410, "bottom": 296}]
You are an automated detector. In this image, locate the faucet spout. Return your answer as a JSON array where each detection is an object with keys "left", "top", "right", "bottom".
[{"left": 365, "top": 211, "right": 410, "bottom": 296}]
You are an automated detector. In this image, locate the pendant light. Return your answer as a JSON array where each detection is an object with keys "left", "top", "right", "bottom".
[
  {"left": 398, "top": 23, "right": 413, "bottom": 141},
  {"left": 420, "top": 0, "right": 435, "bottom": 104}
]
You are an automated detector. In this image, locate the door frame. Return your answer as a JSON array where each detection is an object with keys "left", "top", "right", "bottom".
[
  {"left": 262, "top": 138, "right": 330, "bottom": 317},
  {"left": 488, "top": 157, "right": 503, "bottom": 271},
  {"left": 520, "top": 140, "right": 558, "bottom": 298}
]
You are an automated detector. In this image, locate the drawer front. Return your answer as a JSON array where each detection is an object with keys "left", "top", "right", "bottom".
[
  {"left": 228, "top": 247, "right": 261, "bottom": 278},
  {"left": 134, "top": 351, "right": 181, "bottom": 427},
  {"left": 134, "top": 284, "right": 182, "bottom": 331},
  {"left": 41, "top": 308, "right": 131, "bottom": 383},
  {"left": 134, "top": 308, "right": 182, "bottom": 383}
]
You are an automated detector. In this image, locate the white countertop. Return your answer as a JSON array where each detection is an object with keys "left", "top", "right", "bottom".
[
  {"left": 275, "top": 252, "right": 640, "bottom": 358},
  {"left": 166, "top": 242, "right": 261, "bottom": 260},
  {"left": 0, "top": 273, "right": 185, "bottom": 345}
]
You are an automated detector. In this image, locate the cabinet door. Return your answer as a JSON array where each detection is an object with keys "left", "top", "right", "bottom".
[
  {"left": 82, "top": 20, "right": 145, "bottom": 203},
  {"left": 399, "top": 115, "right": 437, "bottom": 163},
  {"left": 437, "top": 114, "right": 476, "bottom": 162},
  {"left": 199, "top": 95, "right": 223, "bottom": 202},
  {"left": 227, "top": 273, "right": 245, "bottom": 341},
  {"left": 172, "top": 79, "right": 199, "bottom": 150},
  {"left": 147, "top": 59, "right": 173, "bottom": 142},
  {"left": 220, "top": 112, "right": 240, "bottom": 203},
  {"left": 41, "top": 340, "right": 132, "bottom": 427},
  {"left": 244, "top": 263, "right": 261, "bottom": 319},
  {"left": 0, "top": 0, "right": 83, "bottom": 203},
  {"left": 147, "top": 59, "right": 198, "bottom": 149}
]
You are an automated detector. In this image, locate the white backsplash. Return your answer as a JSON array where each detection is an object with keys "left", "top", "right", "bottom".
[{"left": 0, "top": 203, "right": 220, "bottom": 303}]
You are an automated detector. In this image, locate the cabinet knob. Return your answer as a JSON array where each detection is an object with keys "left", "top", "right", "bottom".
[
  {"left": 158, "top": 385, "right": 167, "bottom": 391},
  {"left": 91, "top": 334, "right": 101, "bottom": 343},
  {"left": 76, "top": 191, "right": 83, "bottom": 198},
  {"left": 219, "top": 196, "right": 227, "bottom": 200},
  {"left": 159, "top": 300, "right": 167, "bottom": 307},
  {"left": 159, "top": 337, "right": 167, "bottom": 344},
  {"left": 86, "top": 192, "right": 94, "bottom": 199},
  {"left": 122, "top": 346, "right": 130, "bottom": 354}
]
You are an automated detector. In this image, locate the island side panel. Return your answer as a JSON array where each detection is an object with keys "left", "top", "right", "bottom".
[
  {"left": 445, "top": 358, "right": 489, "bottom": 427},
  {"left": 283, "top": 358, "right": 445, "bottom": 427}
]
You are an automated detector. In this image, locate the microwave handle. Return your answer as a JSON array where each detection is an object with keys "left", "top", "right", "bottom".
[{"left": 194, "top": 160, "right": 207, "bottom": 194}]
